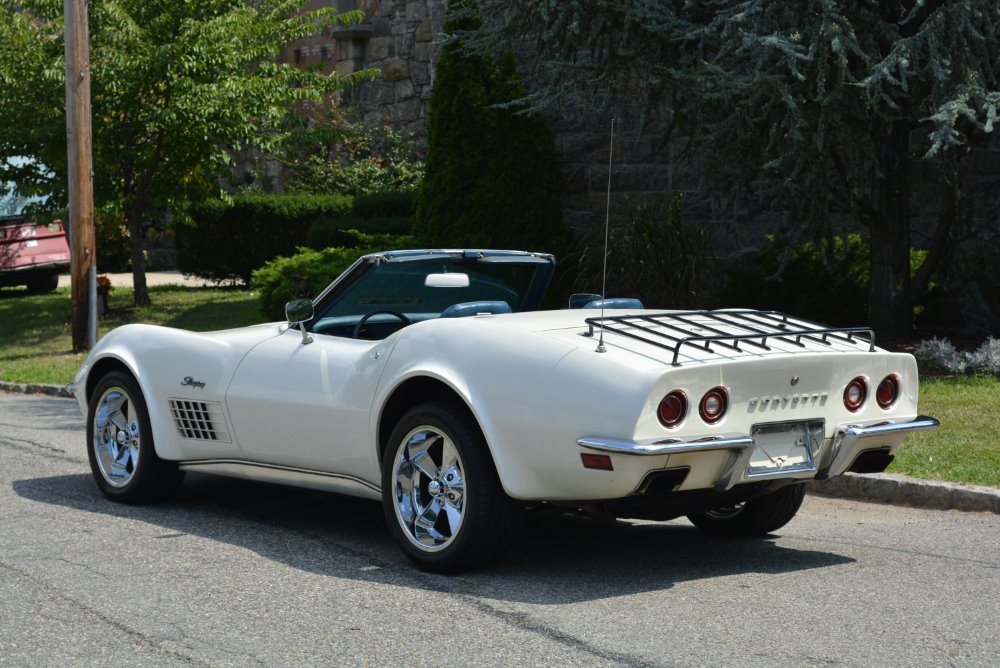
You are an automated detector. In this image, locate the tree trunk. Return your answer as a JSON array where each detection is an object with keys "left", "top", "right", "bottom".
[
  {"left": 126, "top": 203, "right": 150, "bottom": 306},
  {"left": 868, "top": 120, "right": 913, "bottom": 341}
]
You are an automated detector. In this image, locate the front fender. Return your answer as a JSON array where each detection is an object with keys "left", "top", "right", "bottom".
[{"left": 71, "top": 323, "right": 281, "bottom": 460}]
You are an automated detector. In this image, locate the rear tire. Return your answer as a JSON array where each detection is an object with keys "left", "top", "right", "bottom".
[
  {"left": 26, "top": 273, "right": 59, "bottom": 294},
  {"left": 686, "top": 483, "right": 806, "bottom": 537},
  {"left": 87, "top": 371, "right": 184, "bottom": 503},
  {"left": 382, "top": 401, "right": 520, "bottom": 573}
]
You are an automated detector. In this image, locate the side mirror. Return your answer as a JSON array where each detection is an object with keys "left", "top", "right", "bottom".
[{"left": 284, "top": 298, "right": 314, "bottom": 344}]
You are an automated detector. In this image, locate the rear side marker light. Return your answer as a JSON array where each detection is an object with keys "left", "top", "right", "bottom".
[
  {"left": 699, "top": 387, "right": 729, "bottom": 424},
  {"left": 876, "top": 374, "right": 900, "bottom": 409},
  {"left": 581, "top": 453, "right": 614, "bottom": 471},
  {"left": 658, "top": 390, "right": 688, "bottom": 428},
  {"left": 844, "top": 376, "right": 868, "bottom": 412}
]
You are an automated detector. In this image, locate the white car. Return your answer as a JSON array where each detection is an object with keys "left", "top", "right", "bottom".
[{"left": 69, "top": 249, "right": 938, "bottom": 572}]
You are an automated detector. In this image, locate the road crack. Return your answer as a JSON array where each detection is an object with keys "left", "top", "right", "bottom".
[{"left": 0, "top": 559, "right": 211, "bottom": 666}]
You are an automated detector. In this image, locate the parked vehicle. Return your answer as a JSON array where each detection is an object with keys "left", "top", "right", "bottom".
[
  {"left": 0, "top": 216, "right": 70, "bottom": 293},
  {"left": 69, "top": 249, "right": 938, "bottom": 572}
]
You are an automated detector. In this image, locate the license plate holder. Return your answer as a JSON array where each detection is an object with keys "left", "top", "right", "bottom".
[{"left": 747, "top": 419, "right": 824, "bottom": 478}]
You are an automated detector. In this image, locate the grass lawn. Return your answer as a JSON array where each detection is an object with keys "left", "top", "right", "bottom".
[
  {"left": 1, "top": 283, "right": 997, "bottom": 488},
  {"left": 0, "top": 283, "right": 261, "bottom": 385},
  {"left": 890, "top": 375, "right": 1000, "bottom": 488}
]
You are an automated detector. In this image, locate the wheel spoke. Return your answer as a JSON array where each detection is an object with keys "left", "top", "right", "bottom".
[
  {"left": 443, "top": 500, "right": 462, "bottom": 536},
  {"left": 413, "top": 498, "right": 444, "bottom": 545},
  {"left": 407, "top": 433, "right": 442, "bottom": 479},
  {"left": 395, "top": 467, "right": 417, "bottom": 523},
  {"left": 106, "top": 393, "right": 128, "bottom": 431}
]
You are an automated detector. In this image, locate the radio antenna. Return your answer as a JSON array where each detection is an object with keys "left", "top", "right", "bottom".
[{"left": 596, "top": 117, "right": 614, "bottom": 353}]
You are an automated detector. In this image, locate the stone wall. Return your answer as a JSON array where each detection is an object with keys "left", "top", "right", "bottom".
[{"left": 354, "top": 0, "right": 444, "bottom": 134}]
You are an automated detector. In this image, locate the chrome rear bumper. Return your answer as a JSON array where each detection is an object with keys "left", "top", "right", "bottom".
[{"left": 578, "top": 415, "right": 939, "bottom": 490}]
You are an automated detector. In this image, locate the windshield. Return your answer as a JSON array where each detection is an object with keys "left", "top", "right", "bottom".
[{"left": 309, "top": 253, "right": 553, "bottom": 337}]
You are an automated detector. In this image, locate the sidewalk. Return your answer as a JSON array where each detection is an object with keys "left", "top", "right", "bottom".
[{"left": 57, "top": 270, "right": 213, "bottom": 289}]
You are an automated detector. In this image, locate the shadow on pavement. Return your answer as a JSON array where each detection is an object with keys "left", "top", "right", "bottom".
[{"left": 13, "top": 471, "right": 855, "bottom": 604}]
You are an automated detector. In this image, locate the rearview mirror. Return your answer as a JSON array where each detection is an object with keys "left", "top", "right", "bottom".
[{"left": 425, "top": 273, "right": 470, "bottom": 288}]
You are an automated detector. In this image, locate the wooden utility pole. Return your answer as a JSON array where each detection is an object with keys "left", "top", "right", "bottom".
[{"left": 65, "top": 0, "right": 96, "bottom": 352}]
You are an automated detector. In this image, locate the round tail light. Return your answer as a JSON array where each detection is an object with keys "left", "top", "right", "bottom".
[
  {"left": 876, "top": 374, "right": 900, "bottom": 409},
  {"left": 658, "top": 390, "right": 687, "bottom": 428},
  {"left": 699, "top": 386, "right": 729, "bottom": 424},
  {"left": 843, "top": 376, "right": 868, "bottom": 412}
]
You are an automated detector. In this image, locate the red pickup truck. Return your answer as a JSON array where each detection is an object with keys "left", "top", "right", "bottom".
[{"left": 0, "top": 216, "right": 71, "bottom": 293}]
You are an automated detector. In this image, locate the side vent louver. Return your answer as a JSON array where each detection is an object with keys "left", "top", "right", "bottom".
[{"left": 169, "top": 399, "right": 231, "bottom": 443}]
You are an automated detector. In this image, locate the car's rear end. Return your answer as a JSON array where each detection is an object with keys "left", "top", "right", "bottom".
[
  {"left": 0, "top": 217, "right": 70, "bottom": 292},
  {"left": 564, "top": 309, "right": 937, "bottom": 522}
]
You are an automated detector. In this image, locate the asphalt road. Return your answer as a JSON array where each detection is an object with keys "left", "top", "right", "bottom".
[{"left": 2, "top": 392, "right": 998, "bottom": 667}]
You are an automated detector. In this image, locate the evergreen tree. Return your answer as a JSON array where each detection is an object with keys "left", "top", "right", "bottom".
[
  {"left": 468, "top": 0, "right": 1000, "bottom": 338},
  {"left": 415, "top": 0, "right": 566, "bottom": 253}
]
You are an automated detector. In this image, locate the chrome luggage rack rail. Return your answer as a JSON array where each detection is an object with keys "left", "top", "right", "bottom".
[{"left": 583, "top": 309, "right": 875, "bottom": 366}]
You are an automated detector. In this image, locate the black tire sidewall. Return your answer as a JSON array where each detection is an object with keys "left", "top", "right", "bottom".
[
  {"left": 86, "top": 371, "right": 177, "bottom": 503},
  {"left": 688, "top": 483, "right": 806, "bottom": 537},
  {"left": 381, "top": 401, "right": 517, "bottom": 573}
]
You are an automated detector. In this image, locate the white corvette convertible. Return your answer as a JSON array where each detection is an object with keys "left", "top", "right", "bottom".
[{"left": 70, "top": 249, "right": 938, "bottom": 572}]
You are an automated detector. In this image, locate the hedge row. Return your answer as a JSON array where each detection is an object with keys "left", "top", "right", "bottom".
[
  {"left": 252, "top": 230, "right": 415, "bottom": 320},
  {"left": 175, "top": 190, "right": 416, "bottom": 285}
]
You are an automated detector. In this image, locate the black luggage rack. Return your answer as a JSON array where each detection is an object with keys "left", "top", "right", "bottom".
[{"left": 583, "top": 309, "right": 876, "bottom": 366}]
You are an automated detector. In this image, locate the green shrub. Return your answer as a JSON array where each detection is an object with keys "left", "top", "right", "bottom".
[
  {"left": 306, "top": 188, "right": 415, "bottom": 250},
  {"left": 414, "top": 1, "right": 568, "bottom": 254},
  {"left": 282, "top": 124, "right": 424, "bottom": 197},
  {"left": 352, "top": 189, "right": 417, "bottom": 219},
  {"left": 308, "top": 215, "right": 413, "bottom": 249},
  {"left": 720, "top": 235, "right": 870, "bottom": 325},
  {"left": 570, "top": 194, "right": 708, "bottom": 309},
  {"left": 251, "top": 231, "right": 414, "bottom": 320},
  {"left": 720, "top": 234, "right": 937, "bottom": 327},
  {"left": 175, "top": 194, "right": 352, "bottom": 284}
]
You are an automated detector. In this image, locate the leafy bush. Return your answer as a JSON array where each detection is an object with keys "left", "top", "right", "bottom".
[
  {"left": 570, "top": 194, "right": 708, "bottom": 309},
  {"left": 308, "top": 215, "right": 412, "bottom": 249},
  {"left": 352, "top": 189, "right": 417, "bottom": 219},
  {"left": 720, "top": 234, "right": 937, "bottom": 326},
  {"left": 251, "top": 231, "right": 414, "bottom": 320},
  {"left": 414, "top": 2, "right": 568, "bottom": 254},
  {"left": 306, "top": 187, "right": 416, "bottom": 250},
  {"left": 914, "top": 336, "right": 1000, "bottom": 376},
  {"left": 175, "top": 194, "right": 352, "bottom": 284},
  {"left": 914, "top": 337, "right": 969, "bottom": 374},
  {"left": 282, "top": 124, "right": 424, "bottom": 197},
  {"left": 720, "top": 234, "right": 869, "bottom": 325}
]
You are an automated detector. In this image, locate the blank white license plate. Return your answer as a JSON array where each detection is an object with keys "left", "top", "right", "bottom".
[{"left": 747, "top": 420, "right": 824, "bottom": 477}]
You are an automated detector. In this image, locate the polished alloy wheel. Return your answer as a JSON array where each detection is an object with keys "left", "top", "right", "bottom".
[
  {"left": 391, "top": 426, "right": 466, "bottom": 552},
  {"left": 92, "top": 387, "right": 141, "bottom": 488}
]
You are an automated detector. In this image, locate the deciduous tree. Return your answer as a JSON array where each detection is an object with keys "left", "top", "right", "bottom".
[{"left": 0, "top": 0, "right": 370, "bottom": 305}]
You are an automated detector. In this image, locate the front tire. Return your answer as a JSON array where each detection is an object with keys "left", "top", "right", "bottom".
[
  {"left": 87, "top": 371, "right": 183, "bottom": 503},
  {"left": 382, "top": 401, "right": 520, "bottom": 573},
  {"left": 686, "top": 483, "right": 806, "bottom": 537}
]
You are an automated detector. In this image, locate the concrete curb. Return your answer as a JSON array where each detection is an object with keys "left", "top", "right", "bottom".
[
  {"left": 809, "top": 473, "right": 1000, "bottom": 514},
  {"left": 2, "top": 382, "right": 998, "bottom": 515},
  {"left": 0, "top": 380, "right": 74, "bottom": 399}
]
